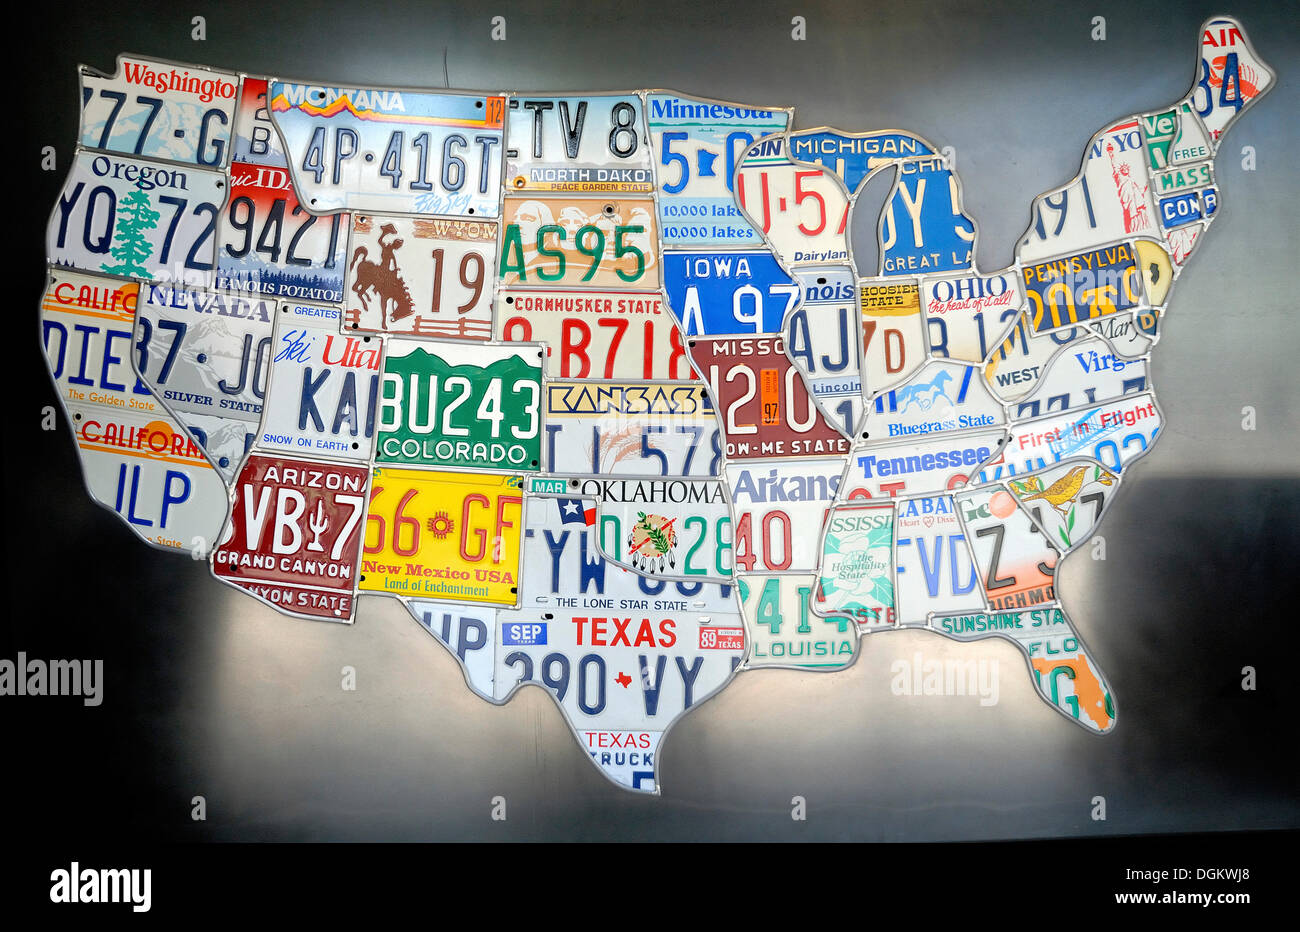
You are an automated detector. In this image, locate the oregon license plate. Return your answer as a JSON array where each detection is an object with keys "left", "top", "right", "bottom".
[
  {"left": 269, "top": 83, "right": 505, "bottom": 216},
  {"left": 506, "top": 95, "right": 652, "bottom": 193},
  {"left": 359, "top": 469, "right": 524, "bottom": 605},
  {"left": 499, "top": 196, "right": 658, "bottom": 288}
]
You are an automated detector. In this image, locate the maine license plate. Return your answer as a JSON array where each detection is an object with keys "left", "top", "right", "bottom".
[
  {"left": 359, "top": 469, "right": 524, "bottom": 605},
  {"left": 269, "top": 83, "right": 505, "bottom": 216},
  {"left": 498, "top": 196, "right": 658, "bottom": 289},
  {"left": 506, "top": 95, "right": 652, "bottom": 194}
]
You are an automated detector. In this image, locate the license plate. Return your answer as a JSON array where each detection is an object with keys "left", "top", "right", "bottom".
[
  {"left": 788, "top": 266, "right": 861, "bottom": 433},
  {"left": 864, "top": 359, "right": 1006, "bottom": 441},
  {"left": 567, "top": 477, "right": 733, "bottom": 581},
  {"left": 212, "top": 454, "right": 369, "bottom": 620},
  {"left": 48, "top": 151, "right": 225, "bottom": 285},
  {"left": 893, "top": 494, "right": 983, "bottom": 623},
  {"left": 375, "top": 340, "right": 542, "bottom": 472},
  {"left": 499, "top": 196, "right": 658, "bottom": 288},
  {"left": 736, "top": 574, "right": 856, "bottom": 669},
  {"left": 787, "top": 129, "right": 935, "bottom": 192},
  {"left": 506, "top": 95, "right": 653, "bottom": 193},
  {"left": 645, "top": 92, "right": 790, "bottom": 247},
  {"left": 67, "top": 403, "right": 228, "bottom": 554},
  {"left": 814, "top": 503, "right": 895, "bottom": 625},
  {"left": 728, "top": 458, "right": 840, "bottom": 573},
  {"left": 922, "top": 270, "right": 1023, "bottom": 362},
  {"left": 215, "top": 162, "right": 348, "bottom": 301},
  {"left": 859, "top": 279, "right": 927, "bottom": 392},
  {"left": 496, "top": 289, "right": 692, "bottom": 379},
  {"left": 874, "top": 159, "right": 975, "bottom": 275},
  {"left": 259, "top": 302, "right": 381, "bottom": 461},
  {"left": 171, "top": 411, "right": 254, "bottom": 481},
  {"left": 735, "top": 138, "right": 851, "bottom": 264},
  {"left": 407, "top": 599, "right": 499, "bottom": 701},
  {"left": 514, "top": 495, "right": 736, "bottom": 613},
  {"left": 544, "top": 381, "right": 721, "bottom": 477},
  {"left": 232, "top": 77, "right": 287, "bottom": 167},
  {"left": 1021, "top": 242, "right": 1143, "bottom": 335},
  {"left": 359, "top": 469, "right": 524, "bottom": 605},
  {"left": 954, "top": 485, "right": 1058, "bottom": 614},
  {"left": 661, "top": 250, "right": 799, "bottom": 335},
  {"left": 1009, "top": 336, "right": 1147, "bottom": 421},
  {"left": 1158, "top": 191, "right": 1204, "bottom": 228},
  {"left": 841, "top": 430, "right": 1005, "bottom": 500},
  {"left": 342, "top": 214, "right": 495, "bottom": 338},
  {"left": 691, "top": 335, "right": 852, "bottom": 459},
  {"left": 79, "top": 55, "right": 238, "bottom": 166},
  {"left": 1195, "top": 20, "right": 1274, "bottom": 141},
  {"left": 269, "top": 83, "right": 505, "bottom": 216},
  {"left": 1006, "top": 460, "right": 1118, "bottom": 553}
]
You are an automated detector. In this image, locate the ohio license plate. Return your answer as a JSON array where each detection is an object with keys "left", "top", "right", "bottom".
[
  {"left": 359, "top": 469, "right": 524, "bottom": 605},
  {"left": 506, "top": 95, "right": 652, "bottom": 193},
  {"left": 499, "top": 196, "right": 658, "bottom": 288},
  {"left": 270, "top": 83, "right": 505, "bottom": 216}
]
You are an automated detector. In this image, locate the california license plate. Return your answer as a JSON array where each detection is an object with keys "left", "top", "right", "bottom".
[
  {"left": 506, "top": 95, "right": 653, "bottom": 194},
  {"left": 269, "top": 83, "right": 505, "bottom": 216}
]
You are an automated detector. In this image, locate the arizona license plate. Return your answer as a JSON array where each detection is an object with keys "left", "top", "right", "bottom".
[
  {"left": 269, "top": 83, "right": 505, "bottom": 216},
  {"left": 48, "top": 151, "right": 225, "bottom": 285},
  {"left": 359, "top": 469, "right": 524, "bottom": 605},
  {"left": 506, "top": 95, "right": 653, "bottom": 193},
  {"left": 498, "top": 196, "right": 658, "bottom": 288}
]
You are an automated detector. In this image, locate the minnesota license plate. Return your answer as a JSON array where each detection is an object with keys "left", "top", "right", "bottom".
[
  {"left": 499, "top": 196, "right": 658, "bottom": 288},
  {"left": 359, "top": 469, "right": 524, "bottom": 605},
  {"left": 506, "top": 95, "right": 652, "bottom": 193},
  {"left": 270, "top": 83, "right": 505, "bottom": 216}
]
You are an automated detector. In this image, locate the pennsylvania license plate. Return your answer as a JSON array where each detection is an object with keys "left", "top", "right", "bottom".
[
  {"left": 269, "top": 83, "right": 505, "bottom": 216},
  {"left": 506, "top": 95, "right": 653, "bottom": 194},
  {"left": 359, "top": 469, "right": 524, "bottom": 605},
  {"left": 499, "top": 196, "right": 658, "bottom": 288}
]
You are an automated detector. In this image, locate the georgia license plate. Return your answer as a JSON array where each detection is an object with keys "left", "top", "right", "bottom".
[
  {"left": 269, "top": 83, "right": 505, "bottom": 216},
  {"left": 359, "top": 469, "right": 524, "bottom": 605},
  {"left": 499, "top": 196, "right": 658, "bottom": 289},
  {"left": 506, "top": 95, "right": 653, "bottom": 194}
]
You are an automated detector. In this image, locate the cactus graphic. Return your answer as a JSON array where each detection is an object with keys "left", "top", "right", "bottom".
[{"left": 100, "top": 186, "right": 159, "bottom": 278}]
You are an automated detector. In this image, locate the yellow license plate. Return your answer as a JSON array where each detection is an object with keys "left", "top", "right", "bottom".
[{"left": 359, "top": 468, "right": 524, "bottom": 605}]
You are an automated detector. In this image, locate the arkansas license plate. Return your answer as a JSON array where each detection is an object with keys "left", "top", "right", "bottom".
[
  {"left": 506, "top": 95, "right": 652, "bottom": 193},
  {"left": 270, "top": 83, "right": 505, "bottom": 216},
  {"left": 499, "top": 196, "right": 658, "bottom": 288}
]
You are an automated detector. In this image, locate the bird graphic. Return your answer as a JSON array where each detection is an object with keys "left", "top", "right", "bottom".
[{"left": 1012, "top": 465, "right": 1115, "bottom": 516}]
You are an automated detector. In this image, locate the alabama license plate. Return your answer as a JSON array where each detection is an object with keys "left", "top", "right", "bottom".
[
  {"left": 269, "top": 83, "right": 505, "bottom": 216},
  {"left": 506, "top": 95, "right": 653, "bottom": 194}
]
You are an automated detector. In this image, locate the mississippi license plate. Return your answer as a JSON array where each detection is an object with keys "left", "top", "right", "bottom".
[
  {"left": 270, "top": 83, "right": 505, "bottom": 216},
  {"left": 496, "top": 289, "right": 692, "bottom": 380},
  {"left": 48, "top": 151, "right": 225, "bottom": 285},
  {"left": 499, "top": 196, "right": 658, "bottom": 288},
  {"left": 359, "top": 469, "right": 524, "bottom": 605},
  {"left": 343, "top": 213, "right": 496, "bottom": 338},
  {"left": 506, "top": 95, "right": 653, "bottom": 193},
  {"left": 661, "top": 249, "right": 799, "bottom": 336},
  {"left": 79, "top": 55, "right": 238, "bottom": 166}
]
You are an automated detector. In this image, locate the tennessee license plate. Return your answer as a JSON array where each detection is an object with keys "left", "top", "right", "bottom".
[
  {"left": 269, "top": 83, "right": 505, "bottom": 216},
  {"left": 359, "top": 469, "right": 524, "bottom": 605},
  {"left": 499, "top": 196, "right": 658, "bottom": 288},
  {"left": 506, "top": 95, "right": 653, "bottom": 193}
]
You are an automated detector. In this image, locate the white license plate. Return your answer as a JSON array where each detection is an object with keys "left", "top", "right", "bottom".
[
  {"left": 506, "top": 95, "right": 652, "bottom": 194},
  {"left": 727, "top": 458, "right": 841, "bottom": 573}
]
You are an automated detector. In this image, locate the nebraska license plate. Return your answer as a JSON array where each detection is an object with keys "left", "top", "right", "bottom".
[{"left": 269, "top": 83, "right": 505, "bottom": 216}]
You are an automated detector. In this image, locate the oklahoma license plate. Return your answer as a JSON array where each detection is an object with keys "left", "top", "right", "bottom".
[
  {"left": 269, "top": 83, "right": 505, "bottom": 216},
  {"left": 506, "top": 95, "right": 653, "bottom": 193}
]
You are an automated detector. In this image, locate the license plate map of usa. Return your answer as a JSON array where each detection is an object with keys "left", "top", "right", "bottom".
[{"left": 38, "top": 17, "right": 1275, "bottom": 794}]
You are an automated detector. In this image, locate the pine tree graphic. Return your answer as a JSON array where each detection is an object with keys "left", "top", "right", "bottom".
[{"left": 100, "top": 187, "right": 159, "bottom": 277}]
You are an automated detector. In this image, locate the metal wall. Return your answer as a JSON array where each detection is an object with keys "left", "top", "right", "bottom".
[{"left": 8, "top": 0, "right": 1297, "bottom": 840}]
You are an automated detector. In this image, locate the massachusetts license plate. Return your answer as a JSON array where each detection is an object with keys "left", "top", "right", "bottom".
[
  {"left": 661, "top": 250, "right": 799, "bottom": 336},
  {"left": 375, "top": 340, "right": 542, "bottom": 472},
  {"left": 496, "top": 289, "right": 692, "bottom": 380},
  {"left": 342, "top": 214, "right": 495, "bottom": 338},
  {"left": 499, "top": 196, "right": 658, "bottom": 288},
  {"left": 79, "top": 55, "right": 238, "bottom": 166},
  {"left": 270, "top": 83, "right": 505, "bottom": 216},
  {"left": 506, "top": 95, "right": 653, "bottom": 193},
  {"left": 359, "top": 469, "right": 524, "bottom": 605},
  {"left": 48, "top": 151, "right": 225, "bottom": 285},
  {"left": 544, "top": 381, "right": 721, "bottom": 477}
]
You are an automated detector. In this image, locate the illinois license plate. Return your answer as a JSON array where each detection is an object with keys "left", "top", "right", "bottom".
[
  {"left": 506, "top": 95, "right": 653, "bottom": 194},
  {"left": 269, "top": 83, "right": 505, "bottom": 216},
  {"left": 48, "top": 151, "right": 225, "bottom": 285},
  {"left": 495, "top": 289, "right": 692, "bottom": 380},
  {"left": 499, "top": 196, "right": 658, "bottom": 288},
  {"left": 359, "top": 469, "right": 524, "bottom": 605},
  {"left": 79, "top": 55, "right": 239, "bottom": 166},
  {"left": 342, "top": 213, "right": 496, "bottom": 338}
]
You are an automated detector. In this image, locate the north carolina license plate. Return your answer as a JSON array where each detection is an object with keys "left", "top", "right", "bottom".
[
  {"left": 506, "top": 95, "right": 653, "bottom": 194},
  {"left": 270, "top": 83, "right": 505, "bottom": 216},
  {"left": 499, "top": 196, "right": 658, "bottom": 288},
  {"left": 359, "top": 469, "right": 524, "bottom": 605}
]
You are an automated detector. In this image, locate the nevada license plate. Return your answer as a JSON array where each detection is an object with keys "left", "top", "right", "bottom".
[{"left": 269, "top": 83, "right": 505, "bottom": 216}]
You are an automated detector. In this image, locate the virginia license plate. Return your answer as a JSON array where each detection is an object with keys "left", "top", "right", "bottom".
[
  {"left": 270, "top": 83, "right": 505, "bottom": 216},
  {"left": 506, "top": 95, "right": 652, "bottom": 193},
  {"left": 499, "top": 196, "right": 658, "bottom": 288}
]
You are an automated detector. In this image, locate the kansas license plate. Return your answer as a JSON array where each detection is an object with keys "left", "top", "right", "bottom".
[
  {"left": 359, "top": 469, "right": 524, "bottom": 605},
  {"left": 270, "top": 83, "right": 505, "bottom": 216},
  {"left": 499, "top": 196, "right": 658, "bottom": 288},
  {"left": 506, "top": 95, "right": 653, "bottom": 193}
]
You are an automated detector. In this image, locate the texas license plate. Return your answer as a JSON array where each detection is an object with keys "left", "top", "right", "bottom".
[
  {"left": 359, "top": 469, "right": 524, "bottom": 605},
  {"left": 499, "top": 196, "right": 658, "bottom": 289},
  {"left": 506, "top": 95, "right": 653, "bottom": 193},
  {"left": 269, "top": 83, "right": 505, "bottom": 216}
]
